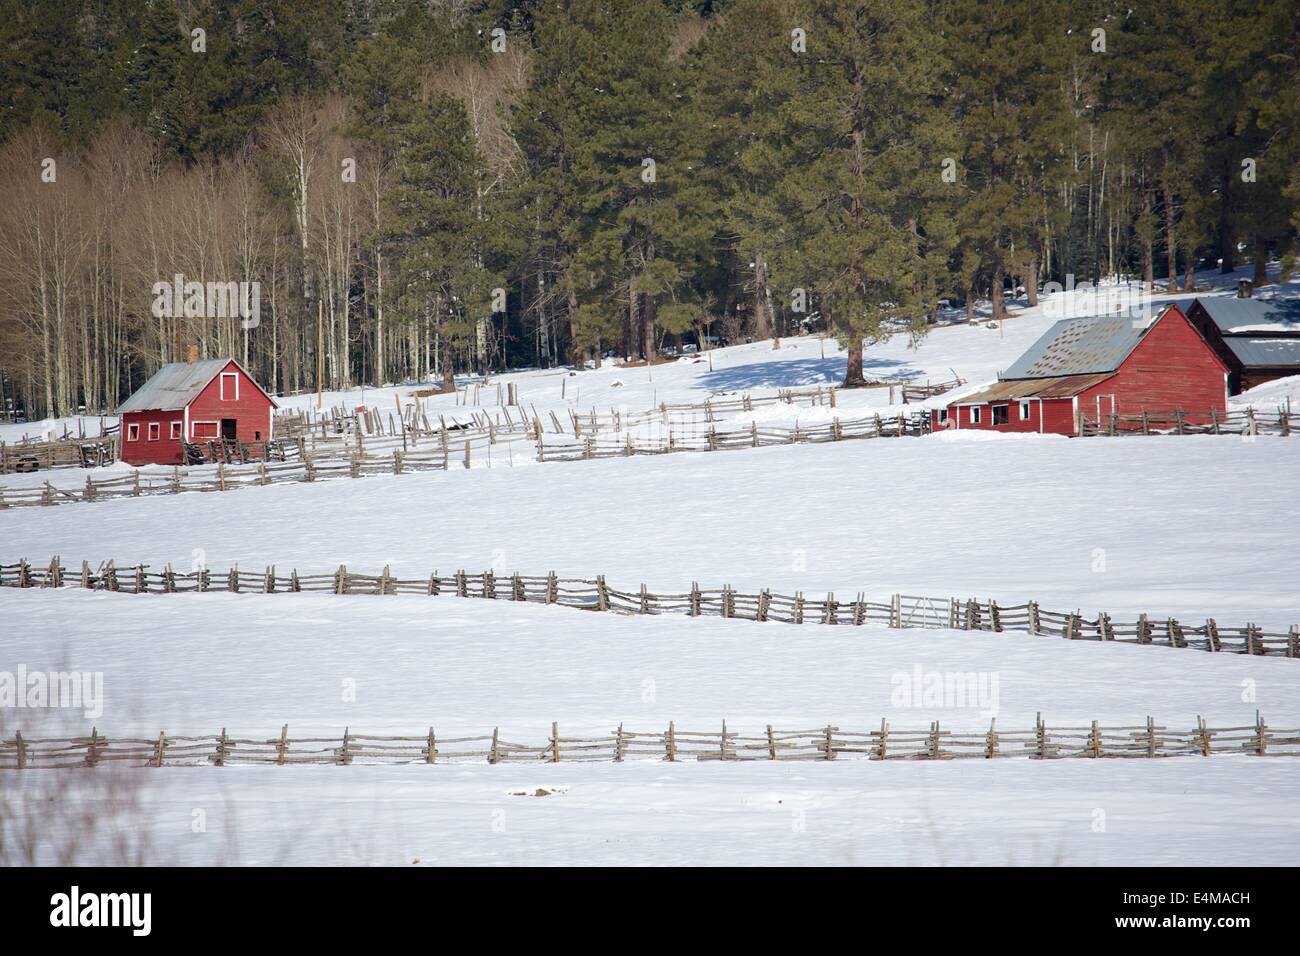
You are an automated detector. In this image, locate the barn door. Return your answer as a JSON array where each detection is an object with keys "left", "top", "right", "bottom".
[
  {"left": 221, "top": 419, "right": 237, "bottom": 441},
  {"left": 1095, "top": 394, "right": 1115, "bottom": 426}
]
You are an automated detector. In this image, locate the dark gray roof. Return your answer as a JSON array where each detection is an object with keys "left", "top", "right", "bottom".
[
  {"left": 1223, "top": 337, "right": 1300, "bottom": 368},
  {"left": 1193, "top": 297, "right": 1300, "bottom": 333},
  {"left": 118, "top": 359, "right": 236, "bottom": 412},
  {"left": 1000, "top": 307, "right": 1169, "bottom": 379}
]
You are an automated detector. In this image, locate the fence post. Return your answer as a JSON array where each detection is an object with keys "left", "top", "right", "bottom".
[
  {"left": 890, "top": 593, "right": 902, "bottom": 628},
  {"left": 1088, "top": 721, "right": 1101, "bottom": 758},
  {"left": 767, "top": 725, "right": 777, "bottom": 760},
  {"left": 215, "top": 728, "right": 228, "bottom": 767},
  {"left": 1205, "top": 618, "right": 1219, "bottom": 652},
  {"left": 1289, "top": 625, "right": 1299, "bottom": 659},
  {"left": 689, "top": 582, "right": 701, "bottom": 617},
  {"left": 489, "top": 728, "right": 500, "bottom": 764},
  {"left": 1035, "top": 713, "right": 1046, "bottom": 759},
  {"left": 665, "top": 721, "right": 677, "bottom": 762},
  {"left": 15, "top": 730, "right": 26, "bottom": 769},
  {"left": 989, "top": 600, "right": 1001, "bottom": 632},
  {"left": 823, "top": 725, "right": 836, "bottom": 761},
  {"left": 276, "top": 725, "right": 288, "bottom": 765},
  {"left": 757, "top": 589, "right": 770, "bottom": 622},
  {"left": 596, "top": 575, "right": 609, "bottom": 611},
  {"left": 1197, "top": 716, "right": 1210, "bottom": 756},
  {"left": 877, "top": 719, "right": 889, "bottom": 760},
  {"left": 546, "top": 571, "right": 557, "bottom": 604},
  {"left": 985, "top": 718, "right": 998, "bottom": 758},
  {"left": 1027, "top": 601, "right": 1040, "bottom": 635},
  {"left": 1255, "top": 712, "right": 1267, "bottom": 756},
  {"left": 614, "top": 723, "right": 625, "bottom": 762},
  {"left": 426, "top": 728, "right": 437, "bottom": 764}
]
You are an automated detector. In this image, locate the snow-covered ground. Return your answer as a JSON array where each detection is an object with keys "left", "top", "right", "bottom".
[
  {"left": 5, "top": 588, "right": 1298, "bottom": 866},
  {"left": 4, "top": 588, "right": 1294, "bottom": 736},
  {"left": 8, "top": 758, "right": 1295, "bottom": 866},
  {"left": 3, "top": 433, "right": 1297, "bottom": 627}
]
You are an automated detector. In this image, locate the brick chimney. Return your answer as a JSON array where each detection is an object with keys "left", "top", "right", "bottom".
[{"left": 188, "top": 344, "right": 199, "bottom": 363}]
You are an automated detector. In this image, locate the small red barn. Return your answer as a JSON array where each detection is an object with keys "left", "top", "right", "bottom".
[
  {"left": 932, "top": 304, "right": 1228, "bottom": 436},
  {"left": 117, "top": 358, "right": 277, "bottom": 465}
]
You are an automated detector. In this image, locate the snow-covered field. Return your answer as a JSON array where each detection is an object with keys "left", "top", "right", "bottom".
[
  {"left": 4, "top": 588, "right": 1297, "bottom": 866},
  {"left": 3, "top": 433, "right": 1297, "bottom": 627},
  {"left": 4, "top": 588, "right": 1294, "bottom": 736},
  {"left": 10, "top": 759, "right": 1296, "bottom": 866}
]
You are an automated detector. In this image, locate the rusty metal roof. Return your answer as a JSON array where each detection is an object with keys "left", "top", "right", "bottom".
[
  {"left": 1001, "top": 307, "right": 1170, "bottom": 379},
  {"left": 952, "top": 373, "right": 1116, "bottom": 406}
]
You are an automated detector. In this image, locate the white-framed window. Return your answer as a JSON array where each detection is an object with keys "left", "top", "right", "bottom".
[
  {"left": 170, "top": 421, "right": 182, "bottom": 440},
  {"left": 938, "top": 408, "right": 948, "bottom": 423},
  {"left": 992, "top": 405, "right": 1009, "bottom": 426},
  {"left": 147, "top": 422, "right": 160, "bottom": 441},
  {"left": 127, "top": 423, "right": 139, "bottom": 442},
  {"left": 192, "top": 421, "right": 218, "bottom": 439},
  {"left": 970, "top": 406, "right": 981, "bottom": 424},
  {"left": 220, "top": 372, "right": 239, "bottom": 401},
  {"left": 1019, "top": 401, "right": 1031, "bottom": 421}
]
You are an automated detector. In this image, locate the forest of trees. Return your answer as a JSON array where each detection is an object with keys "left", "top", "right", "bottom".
[{"left": 0, "top": 0, "right": 1297, "bottom": 418}]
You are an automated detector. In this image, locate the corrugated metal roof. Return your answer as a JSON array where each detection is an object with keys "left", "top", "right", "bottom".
[
  {"left": 117, "top": 359, "right": 234, "bottom": 412},
  {"left": 1223, "top": 337, "right": 1300, "bottom": 368},
  {"left": 953, "top": 373, "right": 1116, "bottom": 405},
  {"left": 1000, "top": 308, "right": 1165, "bottom": 378},
  {"left": 1193, "top": 297, "right": 1300, "bottom": 333}
]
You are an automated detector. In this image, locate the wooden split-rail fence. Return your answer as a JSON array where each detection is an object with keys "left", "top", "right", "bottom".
[
  {"left": 1078, "top": 405, "right": 1299, "bottom": 437},
  {"left": 2, "top": 714, "right": 1294, "bottom": 769},
  {"left": 0, "top": 407, "right": 929, "bottom": 511},
  {"left": 3, "top": 557, "right": 1297, "bottom": 658}
]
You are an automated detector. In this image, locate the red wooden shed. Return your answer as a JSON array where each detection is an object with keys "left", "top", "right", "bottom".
[
  {"left": 117, "top": 358, "right": 278, "bottom": 466},
  {"left": 932, "top": 304, "right": 1228, "bottom": 436}
]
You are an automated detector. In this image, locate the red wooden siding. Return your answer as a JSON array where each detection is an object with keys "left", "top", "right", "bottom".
[
  {"left": 187, "top": 361, "right": 275, "bottom": 446},
  {"left": 121, "top": 409, "right": 186, "bottom": 465},
  {"left": 1078, "top": 309, "right": 1227, "bottom": 423}
]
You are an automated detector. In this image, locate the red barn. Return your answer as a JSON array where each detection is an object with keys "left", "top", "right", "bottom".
[
  {"left": 117, "top": 358, "right": 277, "bottom": 465},
  {"left": 932, "top": 304, "right": 1228, "bottom": 436}
]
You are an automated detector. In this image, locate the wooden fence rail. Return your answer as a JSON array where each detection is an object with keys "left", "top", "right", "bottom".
[
  {"left": 3, "top": 557, "right": 1296, "bottom": 657},
  {"left": 1, "top": 714, "right": 1293, "bottom": 768}
]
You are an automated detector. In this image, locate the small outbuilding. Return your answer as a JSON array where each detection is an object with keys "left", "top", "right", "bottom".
[
  {"left": 1185, "top": 297, "right": 1300, "bottom": 393},
  {"left": 117, "top": 358, "right": 277, "bottom": 466},
  {"left": 933, "top": 304, "right": 1228, "bottom": 436}
]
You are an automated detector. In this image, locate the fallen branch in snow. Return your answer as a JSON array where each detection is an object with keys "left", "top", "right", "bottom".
[
  {"left": 3, "top": 557, "right": 1297, "bottom": 657},
  {"left": 1, "top": 714, "right": 1293, "bottom": 768}
]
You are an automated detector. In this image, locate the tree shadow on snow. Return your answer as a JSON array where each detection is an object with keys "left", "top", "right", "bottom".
[{"left": 695, "top": 355, "right": 914, "bottom": 393}]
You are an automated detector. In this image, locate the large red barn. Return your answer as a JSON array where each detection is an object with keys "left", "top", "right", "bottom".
[
  {"left": 932, "top": 303, "right": 1228, "bottom": 436},
  {"left": 117, "top": 358, "right": 278, "bottom": 466}
]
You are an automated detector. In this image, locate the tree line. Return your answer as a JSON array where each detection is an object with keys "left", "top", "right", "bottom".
[{"left": 0, "top": 0, "right": 1296, "bottom": 419}]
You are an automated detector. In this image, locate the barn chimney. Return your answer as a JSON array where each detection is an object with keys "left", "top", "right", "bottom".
[
  {"left": 187, "top": 344, "right": 198, "bottom": 363},
  {"left": 1237, "top": 279, "right": 1253, "bottom": 299}
]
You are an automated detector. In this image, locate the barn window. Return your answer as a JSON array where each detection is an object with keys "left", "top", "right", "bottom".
[
  {"left": 147, "top": 422, "right": 160, "bottom": 441},
  {"left": 1019, "top": 401, "right": 1031, "bottom": 421},
  {"left": 170, "top": 421, "right": 182, "bottom": 439},
  {"left": 992, "top": 405, "right": 1009, "bottom": 425},
  {"left": 220, "top": 372, "right": 239, "bottom": 401},
  {"left": 970, "top": 406, "right": 981, "bottom": 424},
  {"left": 938, "top": 409, "right": 948, "bottom": 424},
  {"left": 193, "top": 421, "right": 218, "bottom": 439},
  {"left": 127, "top": 423, "right": 139, "bottom": 442}
]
